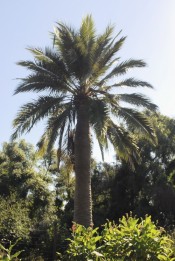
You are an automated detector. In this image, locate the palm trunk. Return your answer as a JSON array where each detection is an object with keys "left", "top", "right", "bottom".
[{"left": 74, "top": 98, "right": 93, "bottom": 227}]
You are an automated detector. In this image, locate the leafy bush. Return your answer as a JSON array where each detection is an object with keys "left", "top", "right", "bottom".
[
  {"left": 0, "top": 239, "right": 23, "bottom": 261},
  {"left": 61, "top": 224, "right": 102, "bottom": 260},
  {"left": 63, "top": 215, "right": 175, "bottom": 261},
  {"left": 101, "top": 215, "right": 175, "bottom": 260}
]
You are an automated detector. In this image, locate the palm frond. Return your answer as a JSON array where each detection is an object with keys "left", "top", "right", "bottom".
[
  {"left": 91, "top": 36, "right": 126, "bottom": 83},
  {"left": 118, "top": 93, "right": 158, "bottom": 110},
  {"left": 107, "top": 121, "right": 140, "bottom": 167},
  {"left": 14, "top": 74, "right": 73, "bottom": 95},
  {"left": 80, "top": 15, "right": 96, "bottom": 48},
  {"left": 40, "top": 105, "right": 72, "bottom": 152},
  {"left": 89, "top": 99, "right": 110, "bottom": 159},
  {"left": 53, "top": 22, "right": 85, "bottom": 79},
  {"left": 15, "top": 51, "right": 74, "bottom": 94},
  {"left": 11, "top": 96, "right": 68, "bottom": 140},
  {"left": 99, "top": 59, "right": 146, "bottom": 85},
  {"left": 26, "top": 47, "right": 54, "bottom": 63},
  {"left": 117, "top": 107, "right": 156, "bottom": 142},
  {"left": 111, "top": 78, "right": 153, "bottom": 89}
]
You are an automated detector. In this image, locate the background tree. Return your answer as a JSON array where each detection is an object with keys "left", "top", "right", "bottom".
[
  {"left": 91, "top": 113, "right": 175, "bottom": 229},
  {"left": 12, "top": 15, "right": 157, "bottom": 227},
  {"left": 0, "top": 140, "right": 57, "bottom": 260}
]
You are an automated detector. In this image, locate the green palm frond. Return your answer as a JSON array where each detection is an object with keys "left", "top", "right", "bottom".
[
  {"left": 40, "top": 105, "right": 72, "bottom": 152},
  {"left": 118, "top": 93, "right": 158, "bottom": 110},
  {"left": 54, "top": 23, "right": 86, "bottom": 80},
  {"left": 37, "top": 109, "right": 75, "bottom": 168},
  {"left": 26, "top": 47, "right": 54, "bottom": 63},
  {"left": 117, "top": 107, "right": 156, "bottom": 142},
  {"left": 12, "top": 96, "right": 68, "bottom": 140},
  {"left": 98, "top": 36, "right": 126, "bottom": 67},
  {"left": 111, "top": 77, "right": 153, "bottom": 88},
  {"left": 91, "top": 36, "right": 126, "bottom": 83},
  {"left": 99, "top": 59, "right": 146, "bottom": 86},
  {"left": 89, "top": 98, "right": 109, "bottom": 138},
  {"left": 36, "top": 132, "right": 49, "bottom": 157},
  {"left": 14, "top": 73, "right": 73, "bottom": 94},
  {"left": 107, "top": 121, "right": 140, "bottom": 167},
  {"left": 80, "top": 15, "right": 96, "bottom": 50},
  {"left": 91, "top": 25, "right": 115, "bottom": 66},
  {"left": 18, "top": 50, "right": 67, "bottom": 77},
  {"left": 15, "top": 49, "right": 74, "bottom": 94},
  {"left": 89, "top": 99, "right": 109, "bottom": 159}
]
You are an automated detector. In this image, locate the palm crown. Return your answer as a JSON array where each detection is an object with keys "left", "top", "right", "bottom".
[
  {"left": 12, "top": 15, "right": 157, "bottom": 226},
  {"left": 13, "top": 15, "right": 156, "bottom": 164}
]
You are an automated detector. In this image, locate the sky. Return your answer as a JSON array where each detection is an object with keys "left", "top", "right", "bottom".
[{"left": 0, "top": 0, "right": 175, "bottom": 161}]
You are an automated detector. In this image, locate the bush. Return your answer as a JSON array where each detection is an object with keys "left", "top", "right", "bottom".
[
  {"left": 101, "top": 215, "right": 175, "bottom": 260},
  {"left": 0, "top": 239, "right": 23, "bottom": 261},
  {"left": 60, "top": 224, "right": 102, "bottom": 260},
  {"left": 63, "top": 215, "right": 175, "bottom": 261}
]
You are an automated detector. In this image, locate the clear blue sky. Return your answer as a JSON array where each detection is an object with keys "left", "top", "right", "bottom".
[{"left": 1, "top": 0, "right": 175, "bottom": 160}]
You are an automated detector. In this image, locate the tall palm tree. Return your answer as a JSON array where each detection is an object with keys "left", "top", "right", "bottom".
[{"left": 12, "top": 15, "right": 157, "bottom": 227}]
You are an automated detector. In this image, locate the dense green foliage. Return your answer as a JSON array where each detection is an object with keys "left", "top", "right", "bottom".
[
  {"left": 1, "top": 218, "right": 175, "bottom": 261},
  {"left": 0, "top": 141, "right": 57, "bottom": 259},
  {"left": 62, "top": 215, "right": 175, "bottom": 260},
  {"left": 0, "top": 112, "right": 175, "bottom": 259},
  {"left": 92, "top": 113, "right": 175, "bottom": 228},
  {"left": 0, "top": 239, "right": 23, "bottom": 261}
]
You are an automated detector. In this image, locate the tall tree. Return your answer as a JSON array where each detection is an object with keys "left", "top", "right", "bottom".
[{"left": 12, "top": 15, "right": 157, "bottom": 227}]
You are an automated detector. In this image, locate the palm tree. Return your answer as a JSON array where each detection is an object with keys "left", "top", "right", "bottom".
[{"left": 12, "top": 15, "right": 157, "bottom": 227}]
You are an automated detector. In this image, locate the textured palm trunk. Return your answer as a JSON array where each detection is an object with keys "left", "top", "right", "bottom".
[{"left": 74, "top": 98, "right": 93, "bottom": 227}]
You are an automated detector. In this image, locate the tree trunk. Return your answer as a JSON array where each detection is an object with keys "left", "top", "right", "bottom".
[{"left": 74, "top": 98, "right": 93, "bottom": 227}]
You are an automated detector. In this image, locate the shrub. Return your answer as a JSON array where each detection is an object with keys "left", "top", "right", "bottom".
[
  {"left": 62, "top": 224, "right": 102, "bottom": 260},
  {"left": 0, "top": 239, "right": 23, "bottom": 261},
  {"left": 63, "top": 215, "right": 175, "bottom": 261},
  {"left": 101, "top": 215, "right": 175, "bottom": 260}
]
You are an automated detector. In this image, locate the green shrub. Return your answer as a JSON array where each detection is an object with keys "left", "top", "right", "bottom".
[
  {"left": 0, "top": 239, "right": 23, "bottom": 261},
  {"left": 101, "top": 215, "right": 175, "bottom": 260},
  {"left": 62, "top": 224, "right": 103, "bottom": 260},
  {"left": 64, "top": 215, "right": 175, "bottom": 261}
]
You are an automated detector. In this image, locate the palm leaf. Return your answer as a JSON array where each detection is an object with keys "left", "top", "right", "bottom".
[
  {"left": 99, "top": 59, "right": 146, "bottom": 85},
  {"left": 118, "top": 93, "right": 158, "bottom": 110},
  {"left": 107, "top": 121, "right": 140, "bottom": 167},
  {"left": 12, "top": 96, "right": 68, "bottom": 140},
  {"left": 91, "top": 36, "right": 126, "bottom": 83},
  {"left": 112, "top": 77, "right": 153, "bottom": 88},
  {"left": 44, "top": 104, "right": 72, "bottom": 152},
  {"left": 117, "top": 107, "right": 156, "bottom": 142}
]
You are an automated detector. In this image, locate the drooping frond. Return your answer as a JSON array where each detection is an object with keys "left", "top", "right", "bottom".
[
  {"left": 117, "top": 107, "right": 156, "bottom": 142},
  {"left": 107, "top": 120, "right": 140, "bottom": 167},
  {"left": 36, "top": 132, "right": 49, "bottom": 157},
  {"left": 15, "top": 48, "right": 74, "bottom": 94},
  {"left": 11, "top": 96, "right": 68, "bottom": 140},
  {"left": 89, "top": 98, "right": 109, "bottom": 159},
  {"left": 37, "top": 106, "right": 75, "bottom": 167},
  {"left": 15, "top": 74, "right": 73, "bottom": 95},
  {"left": 42, "top": 105, "right": 73, "bottom": 152}
]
